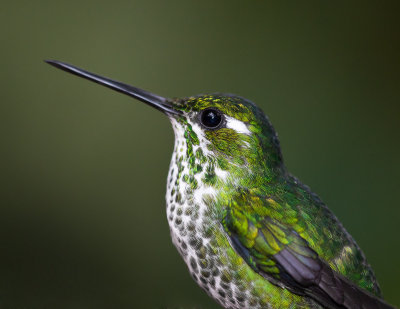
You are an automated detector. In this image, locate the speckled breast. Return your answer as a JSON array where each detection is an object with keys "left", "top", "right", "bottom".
[
  {"left": 165, "top": 152, "right": 273, "bottom": 309},
  {"left": 166, "top": 169, "right": 239, "bottom": 308},
  {"left": 164, "top": 138, "right": 249, "bottom": 308}
]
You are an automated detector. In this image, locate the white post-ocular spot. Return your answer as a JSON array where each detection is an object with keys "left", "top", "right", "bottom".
[{"left": 225, "top": 116, "right": 251, "bottom": 135}]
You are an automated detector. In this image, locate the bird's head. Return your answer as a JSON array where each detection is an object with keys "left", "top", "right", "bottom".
[{"left": 168, "top": 94, "right": 284, "bottom": 181}]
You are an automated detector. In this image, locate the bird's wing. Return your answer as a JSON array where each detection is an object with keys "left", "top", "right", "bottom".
[{"left": 222, "top": 196, "right": 393, "bottom": 309}]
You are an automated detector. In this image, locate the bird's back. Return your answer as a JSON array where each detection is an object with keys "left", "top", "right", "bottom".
[{"left": 281, "top": 174, "right": 381, "bottom": 297}]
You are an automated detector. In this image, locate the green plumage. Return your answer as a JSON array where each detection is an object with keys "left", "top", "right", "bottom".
[{"left": 46, "top": 61, "right": 394, "bottom": 309}]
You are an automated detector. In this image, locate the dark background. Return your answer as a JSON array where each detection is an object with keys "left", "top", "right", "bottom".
[{"left": 1, "top": 1, "right": 399, "bottom": 308}]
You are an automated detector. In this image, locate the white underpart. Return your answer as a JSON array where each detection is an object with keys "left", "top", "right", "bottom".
[
  {"left": 165, "top": 116, "right": 256, "bottom": 308},
  {"left": 225, "top": 116, "right": 251, "bottom": 135},
  {"left": 167, "top": 118, "right": 219, "bottom": 247}
]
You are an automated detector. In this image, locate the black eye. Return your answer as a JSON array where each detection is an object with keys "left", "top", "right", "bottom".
[{"left": 200, "top": 109, "right": 223, "bottom": 129}]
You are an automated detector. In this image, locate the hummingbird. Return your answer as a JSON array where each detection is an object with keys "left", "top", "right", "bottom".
[{"left": 46, "top": 60, "right": 394, "bottom": 309}]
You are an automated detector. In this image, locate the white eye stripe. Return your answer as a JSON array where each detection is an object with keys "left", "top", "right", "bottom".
[{"left": 225, "top": 116, "right": 251, "bottom": 135}]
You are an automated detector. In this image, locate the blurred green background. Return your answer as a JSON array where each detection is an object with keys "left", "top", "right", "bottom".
[{"left": 0, "top": 1, "right": 399, "bottom": 308}]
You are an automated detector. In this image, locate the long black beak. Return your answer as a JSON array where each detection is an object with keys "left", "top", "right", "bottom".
[{"left": 45, "top": 60, "right": 180, "bottom": 115}]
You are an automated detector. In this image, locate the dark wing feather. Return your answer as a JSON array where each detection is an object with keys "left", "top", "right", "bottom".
[{"left": 275, "top": 245, "right": 393, "bottom": 309}]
